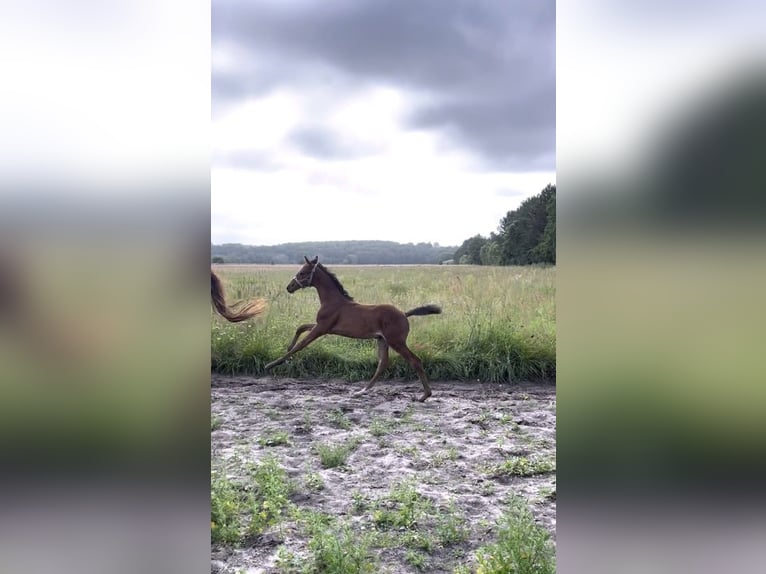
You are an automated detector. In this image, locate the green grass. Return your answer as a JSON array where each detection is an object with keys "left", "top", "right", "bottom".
[
  {"left": 258, "top": 430, "right": 292, "bottom": 447},
  {"left": 430, "top": 447, "right": 460, "bottom": 468},
  {"left": 210, "top": 456, "right": 293, "bottom": 545},
  {"left": 371, "top": 480, "right": 432, "bottom": 530},
  {"left": 306, "top": 523, "right": 377, "bottom": 574},
  {"left": 484, "top": 456, "right": 555, "bottom": 478},
  {"left": 326, "top": 408, "right": 353, "bottom": 430},
  {"left": 284, "top": 509, "right": 378, "bottom": 574},
  {"left": 211, "top": 264, "right": 555, "bottom": 382},
  {"left": 368, "top": 417, "right": 395, "bottom": 437},
  {"left": 303, "top": 472, "right": 325, "bottom": 492},
  {"left": 471, "top": 496, "right": 555, "bottom": 574},
  {"left": 314, "top": 437, "right": 361, "bottom": 469}
]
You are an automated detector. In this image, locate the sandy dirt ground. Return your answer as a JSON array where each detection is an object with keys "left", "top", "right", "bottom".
[{"left": 211, "top": 375, "right": 556, "bottom": 573}]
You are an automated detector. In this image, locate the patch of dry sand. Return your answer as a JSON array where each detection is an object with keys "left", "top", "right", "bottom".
[{"left": 211, "top": 376, "right": 556, "bottom": 573}]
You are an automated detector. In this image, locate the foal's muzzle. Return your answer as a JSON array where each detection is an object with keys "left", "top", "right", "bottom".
[{"left": 286, "top": 279, "right": 299, "bottom": 293}]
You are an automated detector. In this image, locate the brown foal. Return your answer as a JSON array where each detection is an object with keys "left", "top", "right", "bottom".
[{"left": 264, "top": 256, "right": 441, "bottom": 402}]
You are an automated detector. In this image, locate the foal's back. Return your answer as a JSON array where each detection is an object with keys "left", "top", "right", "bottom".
[{"left": 327, "top": 301, "right": 410, "bottom": 340}]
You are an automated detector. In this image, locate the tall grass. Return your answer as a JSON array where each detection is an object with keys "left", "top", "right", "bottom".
[{"left": 211, "top": 264, "right": 555, "bottom": 382}]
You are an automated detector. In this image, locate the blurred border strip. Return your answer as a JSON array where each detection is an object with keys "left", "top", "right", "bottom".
[
  {"left": 558, "top": 1, "right": 766, "bottom": 572},
  {"left": 0, "top": 1, "right": 211, "bottom": 573}
]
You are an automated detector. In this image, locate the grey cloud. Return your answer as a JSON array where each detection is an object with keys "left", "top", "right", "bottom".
[
  {"left": 213, "top": 0, "right": 554, "bottom": 171},
  {"left": 289, "top": 126, "right": 382, "bottom": 160}
]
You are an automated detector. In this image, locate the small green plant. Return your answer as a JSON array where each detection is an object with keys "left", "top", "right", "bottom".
[
  {"left": 210, "top": 471, "right": 243, "bottom": 545},
  {"left": 479, "top": 481, "right": 496, "bottom": 496},
  {"left": 246, "top": 456, "right": 293, "bottom": 537},
  {"left": 211, "top": 415, "right": 223, "bottom": 431},
  {"left": 295, "top": 508, "right": 335, "bottom": 537},
  {"left": 372, "top": 480, "right": 432, "bottom": 531},
  {"left": 350, "top": 490, "right": 370, "bottom": 514},
  {"left": 300, "top": 411, "right": 314, "bottom": 432},
  {"left": 436, "top": 504, "right": 470, "bottom": 546},
  {"left": 274, "top": 545, "right": 303, "bottom": 573},
  {"left": 258, "top": 430, "right": 292, "bottom": 447},
  {"left": 401, "top": 530, "right": 434, "bottom": 551},
  {"left": 303, "top": 472, "right": 325, "bottom": 492},
  {"left": 473, "top": 496, "right": 555, "bottom": 574},
  {"left": 326, "top": 408, "right": 353, "bottom": 430},
  {"left": 431, "top": 447, "right": 459, "bottom": 467},
  {"left": 498, "top": 412, "right": 515, "bottom": 425},
  {"left": 486, "top": 456, "right": 555, "bottom": 478},
  {"left": 405, "top": 549, "right": 429, "bottom": 571},
  {"left": 306, "top": 523, "right": 377, "bottom": 574},
  {"left": 473, "top": 410, "right": 492, "bottom": 428},
  {"left": 315, "top": 437, "right": 361, "bottom": 469},
  {"left": 393, "top": 444, "right": 419, "bottom": 459},
  {"left": 369, "top": 417, "right": 394, "bottom": 437}
]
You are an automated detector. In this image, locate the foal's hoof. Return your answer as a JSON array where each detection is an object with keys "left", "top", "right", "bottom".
[
  {"left": 352, "top": 389, "right": 368, "bottom": 397},
  {"left": 412, "top": 393, "right": 431, "bottom": 403}
]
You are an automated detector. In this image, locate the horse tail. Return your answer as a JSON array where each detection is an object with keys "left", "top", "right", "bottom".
[
  {"left": 405, "top": 304, "right": 442, "bottom": 317},
  {"left": 211, "top": 270, "right": 266, "bottom": 322}
]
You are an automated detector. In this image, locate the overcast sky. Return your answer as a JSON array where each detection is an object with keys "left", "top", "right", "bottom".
[{"left": 212, "top": 0, "right": 555, "bottom": 247}]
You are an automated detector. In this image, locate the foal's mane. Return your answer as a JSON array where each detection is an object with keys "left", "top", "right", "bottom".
[{"left": 318, "top": 263, "right": 354, "bottom": 301}]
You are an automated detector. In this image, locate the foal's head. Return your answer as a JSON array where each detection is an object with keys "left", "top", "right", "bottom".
[{"left": 287, "top": 256, "right": 319, "bottom": 293}]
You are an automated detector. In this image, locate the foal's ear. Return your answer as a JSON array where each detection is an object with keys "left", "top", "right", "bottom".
[
  {"left": 304, "top": 255, "right": 310, "bottom": 264},
  {"left": 311, "top": 256, "right": 318, "bottom": 264}
]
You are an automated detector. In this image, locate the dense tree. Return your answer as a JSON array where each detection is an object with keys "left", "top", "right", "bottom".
[
  {"left": 453, "top": 234, "right": 487, "bottom": 265},
  {"left": 454, "top": 184, "right": 555, "bottom": 266},
  {"left": 479, "top": 235, "right": 503, "bottom": 265},
  {"left": 532, "top": 189, "right": 556, "bottom": 264},
  {"left": 495, "top": 184, "right": 555, "bottom": 265}
]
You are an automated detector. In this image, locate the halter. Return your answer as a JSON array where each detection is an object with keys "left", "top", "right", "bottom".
[{"left": 293, "top": 261, "right": 319, "bottom": 288}]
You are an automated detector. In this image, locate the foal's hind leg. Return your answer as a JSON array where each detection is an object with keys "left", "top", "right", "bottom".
[
  {"left": 387, "top": 340, "right": 432, "bottom": 402},
  {"left": 353, "top": 337, "right": 389, "bottom": 397}
]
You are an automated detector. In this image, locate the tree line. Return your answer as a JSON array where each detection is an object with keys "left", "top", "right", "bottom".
[
  {"left": 211, "top": 240, "right": 456, "bottom": 265},
  {"left": 211, "top": 184, "right": 555, "bottom": 266},
  {"left": 452, "top": 183, "right": 555, "bottom": 265}
]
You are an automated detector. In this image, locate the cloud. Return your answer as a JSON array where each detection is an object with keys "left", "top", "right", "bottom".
[
  {"left": 212, "top": 0, "right": 555, "bottom": 171},
  {"left": 288, "top": 126, "right": 382, "bottom": 160}
]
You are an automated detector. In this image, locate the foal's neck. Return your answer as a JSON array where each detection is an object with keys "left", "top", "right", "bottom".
[{"left": 313, "top": 269, "right": 349, "bottom": 304}]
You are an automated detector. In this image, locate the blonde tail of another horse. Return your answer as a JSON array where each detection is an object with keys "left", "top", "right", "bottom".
[{"left": 211, "top": 270, "right": 266, "bottom": 322}]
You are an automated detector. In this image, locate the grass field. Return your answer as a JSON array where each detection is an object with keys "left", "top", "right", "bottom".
[
  {"left": 211, "top": 264, "right": 556, "bottom": 572},
  {"left": 211, "top": 264, "right": 555, "bottom": 383}
]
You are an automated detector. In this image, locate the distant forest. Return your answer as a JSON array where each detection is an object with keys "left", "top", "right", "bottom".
[
  {"left": 211, "top": 240, "right": 456, "bottom": 265},
  {"left": 212, "top": 184, "right": 555, "bottom": 266}
]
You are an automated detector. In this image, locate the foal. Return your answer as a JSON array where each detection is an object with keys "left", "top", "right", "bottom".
[{"left": 264, "top": 256, "right": 441, "bottom": 402}]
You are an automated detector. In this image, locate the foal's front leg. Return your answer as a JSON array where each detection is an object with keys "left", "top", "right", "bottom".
[
  {"left": 264, "top": 325, "right": 327, "bottom": 371},
  {"left": 287, "top": 323, "right": 315, "bottom": 352}
]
